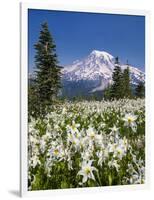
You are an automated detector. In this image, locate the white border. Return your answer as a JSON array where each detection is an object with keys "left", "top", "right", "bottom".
[{"left": 20, "top": 1, "right": 150, "bottom": 197}]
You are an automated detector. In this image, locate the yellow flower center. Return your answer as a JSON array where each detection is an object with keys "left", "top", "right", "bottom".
[
  {"left": 54, "top": 149, "right": 59, "bottom": 156},
  {"left": 90, "top": 132, "right": 95, "bottom": 139},
  {"left": 128, "top": 117, "right": 133, "bottom": 123},
  {"left": 72, "top": 140, "right": 76, "bottom": 145},
  {"left": 117, "top": 148, "right": 123, "bottom": 155},
  {"left": 85, "top": 167, "right": 91, "bottom": 174}
]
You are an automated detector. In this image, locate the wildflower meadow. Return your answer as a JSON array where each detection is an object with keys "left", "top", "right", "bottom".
[{"left": 28, "top": 98, "right": 145, "bottom": 190}]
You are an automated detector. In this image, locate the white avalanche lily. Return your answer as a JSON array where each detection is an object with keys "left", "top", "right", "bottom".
[
  {"left": 30, "top": 155, "right": 40, "bottom": 168},
  {"left": 49, "top": 144, "right": 65, "bottom": 160},
  {"left": 123, "top": 113, "right": 137, "bottom": 132},
  {"left": 67, "top": 120, "right": 80, "bottom": 134},
  {"left": 108, "top": 159, "right": 120, "bottom": 172},
  {"left": 87, "top": 127, "right": 96, "bottom": 140},
  {"left": 110, "top": 125, "right": 119, "bottom": 133},
  {"left": 114, "top": 144, "right": 126, "bottom": 160},
  {"left": 78, "top": 160, "right": 97, "bottom": 183},
  {"left": 96, "top": 150, "right": 105, "bottom": 167}
]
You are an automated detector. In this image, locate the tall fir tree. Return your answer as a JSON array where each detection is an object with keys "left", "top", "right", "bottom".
[
  {"left": 110, "top": 57, "right": 123, "bottom": 99},
  {"left": 122, "top": 61, "right": 132, "bottom": 98},
  {"left": 103, "top": 58, "right": 133, "bottom": 100},
  {"left": 135, "top": 80, "right": 145, "bottom": 98},
  {"left": 103, "top": 84, "right": 112, "bottom": 100},
  {"left": 30, "top": 22, "right": 62, "bottom": 117}
]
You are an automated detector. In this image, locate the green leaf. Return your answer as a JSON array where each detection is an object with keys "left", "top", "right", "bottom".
[{"left": 108, "top": 174, "right": 112, "bottom": 186}]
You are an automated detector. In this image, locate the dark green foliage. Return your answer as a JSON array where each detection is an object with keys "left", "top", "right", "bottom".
[
  {"left": 135, "top": 81, "right": 145, "bottom": 98},
  {"left": 122, "top": 67, "right": 132, "bottom": 98},
  {"left": 110, "top": 57, "right": 123, "bottom": 99},
  {"left": 107, "top": 57, "right": 132, "bottom": 100},
  {"left": 103, "top": 84, "right": 112, "bottom": 100},
  {"left": 28, "top": 78, "right": 40, "bottom": 118},
  {"left": 28, "top": 22, "right": 62, "bottom": 118}
]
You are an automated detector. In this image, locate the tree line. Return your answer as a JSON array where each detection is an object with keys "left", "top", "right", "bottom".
[{"left": 104, "top": 57, "right": 145, "bottom": 100}]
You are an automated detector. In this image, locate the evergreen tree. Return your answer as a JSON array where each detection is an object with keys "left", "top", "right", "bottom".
[
  {"left": 30, "top": 22, "right": 62, "bottom": 117},
  {"left": 103, "top": 84, "right": 112, "bottom": 100},
  {"left": 135, "top": 80, "right": 145, "bottom": 98},
  {"left": 122, "top": 63, "right": 132, "bottom": 98},
  {"left": 110, "top": 57, "right": 123, "bottom": 99},
  {"left": 28, "top": 77, "right": 39, "bottom": 118}
]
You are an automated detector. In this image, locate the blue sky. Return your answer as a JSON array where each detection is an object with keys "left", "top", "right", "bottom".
[{"left": 28, "top": 9, "right": 145, "bottom": 72}]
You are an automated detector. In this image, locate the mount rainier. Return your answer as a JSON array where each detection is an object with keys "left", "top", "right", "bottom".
[{"left": 61, "top": 50, "right": 145, "bottom": 98}]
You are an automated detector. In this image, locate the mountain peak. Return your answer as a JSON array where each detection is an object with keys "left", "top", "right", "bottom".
[
  {"left": 91, "top": 50, "right": 103, "bottom": 55},
  {"left": 90, "top": 50, "right": 114, "bottom": 63},
  {"left": 90, "top": 49, "right": 113, "bottom": 56}
]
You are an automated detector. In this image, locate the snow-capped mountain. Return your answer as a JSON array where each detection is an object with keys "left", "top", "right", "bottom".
[
  {"left": 63, "top": 50, "right": 114, "bottom": 82},
  {"left": 62, "top": 50, "right": 145, "bottom": 95}
]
